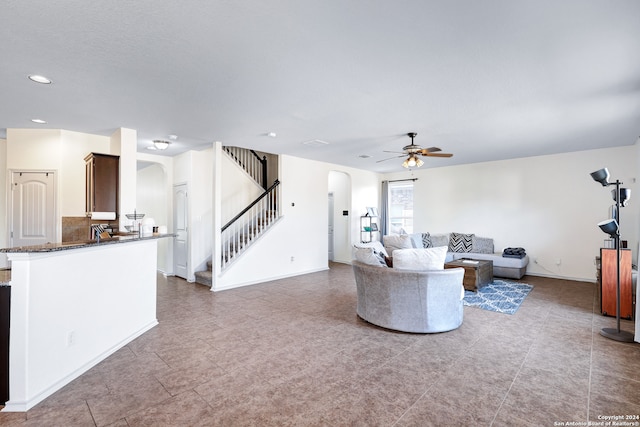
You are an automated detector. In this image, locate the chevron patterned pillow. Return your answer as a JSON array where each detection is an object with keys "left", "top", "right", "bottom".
[
  {"left": 449, "top": 232, "right": 474, "bottom": 252},
  {"left": 421, "top": 232, "right": 432, "bottom": 248}
]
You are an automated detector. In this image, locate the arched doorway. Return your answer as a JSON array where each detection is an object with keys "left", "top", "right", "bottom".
[{"left": 136, "top": 160, "right": 172, "bottom": 274}]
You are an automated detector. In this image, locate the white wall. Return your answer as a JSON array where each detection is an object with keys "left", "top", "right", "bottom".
[
  {"left": 215, "top": 155, "right": 380, "bottom": 290},
  {"left": 0, "top": 138, "right": 7, "bottom": 268},
  {"left": 384, "top": 146, "right": 638, "bottom": 282},
  {"left": 173, "top": 148, "right": 214, "bottom": 281}
]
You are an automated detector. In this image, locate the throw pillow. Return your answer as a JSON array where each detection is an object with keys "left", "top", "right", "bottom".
[
  {"left": 430, "top": 233, "right": 450, "bottom": 248},
  {"left": 353, "top": 241, "right": 388, "bottom": 257},
  {"left": 421, "top": 232, "right": 432, "bottom": 248},
  {"left": 392, "top": 246, "right": 448, "bottom": 271},
  {"left": 353, "top": 247, "right": 387, "bottom": 267},
  {"left": 449, "top": 232, "right": 474, "bottom": 253},
  {"left": 472, "top": 236, "right": 494, "bottom": 254},
  {"left": 382, "top": 234, "right": 413, "bottom": 255},
  {"left": 408, "top": 233, "right": 423, "bottom": 249},
  {"left": 384, "top": 256, "right": 393, "bottom": 268}
]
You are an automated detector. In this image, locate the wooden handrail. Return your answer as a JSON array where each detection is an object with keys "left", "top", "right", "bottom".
[
  {"left": 250, "top": 150, "right": 268, "bottom": 188},
  {"left": 221, "top": 180, "right": 280, "bottom": 232}
]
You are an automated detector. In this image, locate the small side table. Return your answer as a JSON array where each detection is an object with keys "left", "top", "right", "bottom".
[{"left": 445, "top": 259, "right": 493, "bottom": 292}]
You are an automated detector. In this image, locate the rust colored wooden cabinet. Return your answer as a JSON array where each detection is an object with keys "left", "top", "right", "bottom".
[
  {"left": 85, "top": 153, "right": 119, "bottom": 217},
  {"left": 599, "top": 248, "right": 633, "bottom": 319}
]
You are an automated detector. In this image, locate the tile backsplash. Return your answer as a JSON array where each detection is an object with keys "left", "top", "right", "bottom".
[
  {"left": 62, "top": 217, "right": 120, "bottom": 242},
  {"left": 62, "top": 217, "right": 90, "bottom": 242}
]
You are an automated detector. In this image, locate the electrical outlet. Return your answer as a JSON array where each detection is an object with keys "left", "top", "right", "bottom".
[
  {"left": 290, "top": 256, "right": 295, "bottom": 262},
  {"left": 555, "top": 258, "right": 561, "bottom": 266}
]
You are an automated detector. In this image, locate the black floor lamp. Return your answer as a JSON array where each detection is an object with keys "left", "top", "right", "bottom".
[{"left": 590, "top": 167, "right": 634, "bottom": 343}]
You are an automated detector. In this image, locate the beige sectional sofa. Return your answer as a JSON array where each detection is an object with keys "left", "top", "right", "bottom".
[{"left": 383, "top": 232, "right": 529, "bottom": 279}]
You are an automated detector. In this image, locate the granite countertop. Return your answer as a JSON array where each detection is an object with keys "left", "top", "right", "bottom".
[{"left": 0, "top": 233, "right": 174, "bottom": 254}]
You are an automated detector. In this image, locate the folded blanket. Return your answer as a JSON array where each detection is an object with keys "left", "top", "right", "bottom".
[
  {"left": 503, "top": 247, "right": 526, "bottom": 257},
  {"left": 503, "top": 253, "right": 526, "bottom": 259}
]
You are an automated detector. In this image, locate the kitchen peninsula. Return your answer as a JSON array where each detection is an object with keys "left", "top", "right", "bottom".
[{"left": 0, "top": 234, "right": 171, "bottom": 412}]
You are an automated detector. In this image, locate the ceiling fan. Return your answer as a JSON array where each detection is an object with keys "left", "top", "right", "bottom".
[{"left": 378, "top": 132, "right": 453, "bottom": 168}]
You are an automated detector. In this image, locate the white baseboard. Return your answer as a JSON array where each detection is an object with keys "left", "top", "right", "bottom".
[
  {"left": 211, "top": 266, "right": 330, "bottom": 292},
  {"left": 525, "top": 272, "right": 596, "bottom": 283}
]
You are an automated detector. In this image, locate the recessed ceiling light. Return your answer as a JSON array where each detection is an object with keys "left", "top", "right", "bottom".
[
  {"left": 302, "top": 139, "right": 329, "bottom": 147},
  {"left": 28, "top": 75, "right": 52, "bottom": 84},
  {"left": 358, "top": 154, "right": 372, "bottom": 159},
  {"left": 267, "top": 132, "right": 277, "bottom": 138},
  {"left": 168, "top": 134, "right": 178, "bottom": 140},
  {"left": 31, "top": 118, "right": 47, "bottom": 124}
]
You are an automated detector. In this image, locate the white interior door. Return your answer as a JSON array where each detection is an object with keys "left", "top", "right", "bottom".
[
  {"left": 11, "top": 171, "right": 56, "bottom": 247},
  {"left": 173, "top": 184, "right": 188, "bottom": 279}
]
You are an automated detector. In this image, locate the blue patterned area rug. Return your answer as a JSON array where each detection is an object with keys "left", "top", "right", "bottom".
[{"left": 463, "top": 280, "right": 533, "bottom": 315}]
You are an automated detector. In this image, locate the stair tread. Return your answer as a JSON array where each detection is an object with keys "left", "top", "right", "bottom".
[{"left": 194, "top": 270, "right": 212, "bottom": 287}]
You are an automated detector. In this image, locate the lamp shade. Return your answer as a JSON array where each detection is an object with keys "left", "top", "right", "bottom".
[
  {"left": 597, "top": 219, "right": 618, "bottom": 237},
  {"left": 590, "top": 168, "right": 610, "bottom": 186},
  {"left": 612, "top": 188, "right": 631, "bottom": 207}
]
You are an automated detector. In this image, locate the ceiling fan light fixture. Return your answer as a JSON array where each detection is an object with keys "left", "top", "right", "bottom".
[{"left": 402, "top": 154, "right": 423, "bottom": 169}]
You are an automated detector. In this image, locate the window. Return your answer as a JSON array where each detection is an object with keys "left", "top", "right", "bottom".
[{"left": 388, "top": 181, "right": 414, "bottom": 234}]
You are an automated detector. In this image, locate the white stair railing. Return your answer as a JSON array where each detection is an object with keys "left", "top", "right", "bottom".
[
  {"left": 223, "top": 146, "right": 267, "bottom": 188},
  {"left": 221, "top": 180, "right": 280, "bottom": 270}
]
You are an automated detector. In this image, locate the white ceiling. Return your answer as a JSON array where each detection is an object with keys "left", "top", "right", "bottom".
[{"left": 1, "top": 0, "right": 639, "bottom": 173}]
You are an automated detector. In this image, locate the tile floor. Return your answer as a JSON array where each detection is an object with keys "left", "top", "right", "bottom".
[{"left": 1, "top": 263, "right": 639, "bottom": 426}]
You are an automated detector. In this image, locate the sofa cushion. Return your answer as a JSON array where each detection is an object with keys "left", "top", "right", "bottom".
[
  {"left": 353, "top": 247, "right": 387, "bottom": 267},
  {"left": 392, "top": 246, "right": 448, "bottom": 271},
  {"left": 472, "top": 236, "right": 494, "bottom": 254},
  {"left": 383, "top": 234, "right": 413, "bottom": 255},
  {"left": 449, "top": 232, "right": 474, "bottom": 253}
]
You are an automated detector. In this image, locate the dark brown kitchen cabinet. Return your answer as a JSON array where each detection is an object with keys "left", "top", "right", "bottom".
[
  {"left": 85, "top": 153, "right": 119, "bottom": 216},
  {"left": 0, "top": 286, "right": 9, "bottom": 405}
]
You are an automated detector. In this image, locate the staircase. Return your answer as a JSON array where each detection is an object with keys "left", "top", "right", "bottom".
[
  {"left": 194, "top": 260, "right": 213, "bottom": 287},
  {"left": 220, "top": 181, "right": 281, "bottom": 269},
  {"left": 223, "top": 146, "right": 268, "bottom": 189},
  {"left": 194, "top": 147, "right": 281, "bottom": 287}
]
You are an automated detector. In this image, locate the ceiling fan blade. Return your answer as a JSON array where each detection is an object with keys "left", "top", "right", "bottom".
[
  {"left": 420, "top": 147, "right": 442, "bottom": 154},
  {"left": 383, "top": 150, "right": 405, "bottom": 154},
  {"left": 421, "top": 152, "right": 453, "bottom": 158},
  {"left": 376, "top": 155, "right": 405, "bottom": 163}
]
